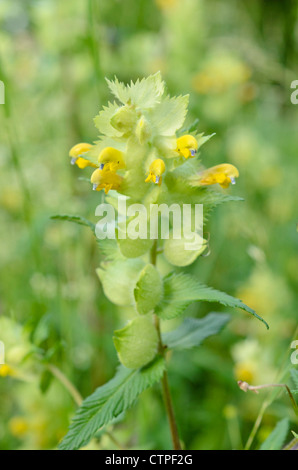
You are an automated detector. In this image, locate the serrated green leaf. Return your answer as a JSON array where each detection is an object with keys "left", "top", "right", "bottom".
[
  {"left": 134, "top": 264, "right": 163, "bottom": 314},
  {"left": 96, "top": 238, "right": 123, "bottom": 261},
  {"left": 113, "top": 316, "right": 158, "bottom": 369},
  {"left": 260, "top": 418, "right": 289, "bottom": 450},
  {"left": 51, "top": 214, "right": 95, "bottom": 233},
  {"left": 162, "top": 313, "right": 230, "bottom": 350},
  {"left": 59, "top": 356, "right": 165, "bottom": 450},
  {"left": 149, "top": 95, "right": 189, "bottom": 136},
  {"left": 106, "top": 77, "right": 131, "bottom": 105},
  {"left": 106, "top": 72, "right": 165, "bottom": 109},
  {"left": 155, "top": 272, "right": 269, "bottom": 329}
]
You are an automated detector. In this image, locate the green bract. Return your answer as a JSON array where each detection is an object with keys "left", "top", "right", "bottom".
[
  {"left": 134, "top": 264, "right": 163, "bottom": 315},
  {"left": 113, "top": 316, "right": 159, "bottom": 369},
  {"left": 163, "top": 232, "right": 207, "bottom": 267}
]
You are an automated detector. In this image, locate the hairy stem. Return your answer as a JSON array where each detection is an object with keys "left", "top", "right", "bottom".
[{"left": 150, "top": 241, "right": 182, "bottom": 450}]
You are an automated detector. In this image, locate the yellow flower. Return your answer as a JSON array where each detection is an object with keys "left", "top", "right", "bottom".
[
  {"left": 69, "top": 143, "right": 97, "bottom": 169},
  {"left": 194, "top": 163, "right": 239, "bottom": 188},
  {"left": 145, "top": 159, "right": 166, "bottom": 186},
  {"left": 91, "top": 168, "right": 123, "bottom": 194},
  {"left": 176, "top": 135, "right": 198, "bottom": 159},
  {"left": 9, "top": 417, "right": 29, "bottom": 437},
  {"left": 0, "top": 364, "right": 15, "bottom": 377},
  {"left": 234, "top": 361, "right": 256, "bottom": 383},
  {"left": 98, "top": 147, "right": 125, "bottom": 172}
]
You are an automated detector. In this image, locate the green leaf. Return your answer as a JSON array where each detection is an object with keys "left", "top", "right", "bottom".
[
  {"left": 96, "top": 238, "right": 123, "bottom": 261},
  {"left": 134, "top": 264, "right": 163, "bottom": 315},
  {"left": 155, "top": 272, "right": 269, "bottom": 329},
  {"left": 113, "top": 316, "right": 159, "bottom": 369},
  {"left": 59, "top": 356, "right": 165, "bottom": 450},
  {"left": 178, "top": 118, "right": 200, "bottom": 136},
  {"left": 260, "top": 418, "right": 289, "bottom": 450},
  {"left": 149, "top": 94, "right": 189, "bottom": 136},
  {"left": 96, "top": 259, "right": 144, "bottom": 306},
  {"left": 39, "top": 370, "right": 53, "bottom": 394},
  {"left": 51, "top": 214, "right": 95, "bottom": 233},
  {"left": 196, "top": 132, "right": 216, "bottom": 151},
  {"left": 106, "top": 72, "right": 165, "bottom": 109},
  {"left": 162, "top": 313, "right": 230, "bottom": 350}
]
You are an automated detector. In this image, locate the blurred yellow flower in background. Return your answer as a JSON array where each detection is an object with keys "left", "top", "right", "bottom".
[
  {"left": 192, "top": 53, "right": 251, "bottom": 95},
  {"left": 0, "top": 364, "right": 16, "bottom": 378},
  {"left": 9, "top": 417, "right": 29, "bottom": 437}
]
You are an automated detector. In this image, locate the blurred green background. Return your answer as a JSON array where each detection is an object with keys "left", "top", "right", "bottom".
[{"left": 0, "top": 0, "right": 297, "bottom": 450}]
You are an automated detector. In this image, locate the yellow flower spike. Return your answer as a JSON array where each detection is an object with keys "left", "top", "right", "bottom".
[
  {"left": 69, "top": 143, "right": 97, "bottom": 169},
  {"left": 91, "top": 168, "right": 123, "bottom": 194},
  {"left": 190, "top": 164, "right": 239, "bottom": 189},
  {"left": 176, "top": 135, "right": 198, "bottom": 159},
  {"left": 145, "top": 159, "right": 166, "bottom": 186},
  {"left": 98, "top": 147, "right": 126, "bottom": 172}
]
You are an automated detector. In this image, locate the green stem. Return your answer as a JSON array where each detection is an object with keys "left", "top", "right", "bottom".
[
  {"left": 47, "top": 364, "right": 83, "bottom": 407},
  {"left": 150, "top": 241, "right": 182, "bottom": 450},
  {"left": 87, "top": 0, "right": 102, "bottom": 101}
]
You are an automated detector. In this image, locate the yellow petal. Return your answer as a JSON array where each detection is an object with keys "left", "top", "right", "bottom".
[
  {"left": 145, "top": 159, "right": 166, "bottom": 185},
  {"left": 91, "top": 168, "right": 122, "bottom": 194},
  {"left": 176, "top": 134, "right": 198, "bottom": 158},
  {"left": 69, "top": 143, "right": 96, "bottom": 168},
  {"left": 98, "top": 147, "right": 126, "bottom": 171},
  {"left": 190, "top": 163, "right": 239, "bottom": 188}
]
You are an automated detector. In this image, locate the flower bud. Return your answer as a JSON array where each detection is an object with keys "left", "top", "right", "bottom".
[
  {"left": 135, "top": 116, "right": 151, "bottom": 144},
  {"left": 110, "top": 106, "right": 137, "bottom": 133}
]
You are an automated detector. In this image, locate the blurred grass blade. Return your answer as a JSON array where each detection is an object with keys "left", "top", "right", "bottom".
[
  {"left": 260, "top": 418, "right": 289, "bottom": 450},
  {"left": 290, "top": 369, "right": 298, "bottom": 389}
]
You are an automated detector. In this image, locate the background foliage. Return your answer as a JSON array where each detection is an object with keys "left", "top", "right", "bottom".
[{"left": 0, "top": 0, "right": 297, "bottom": 450}]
